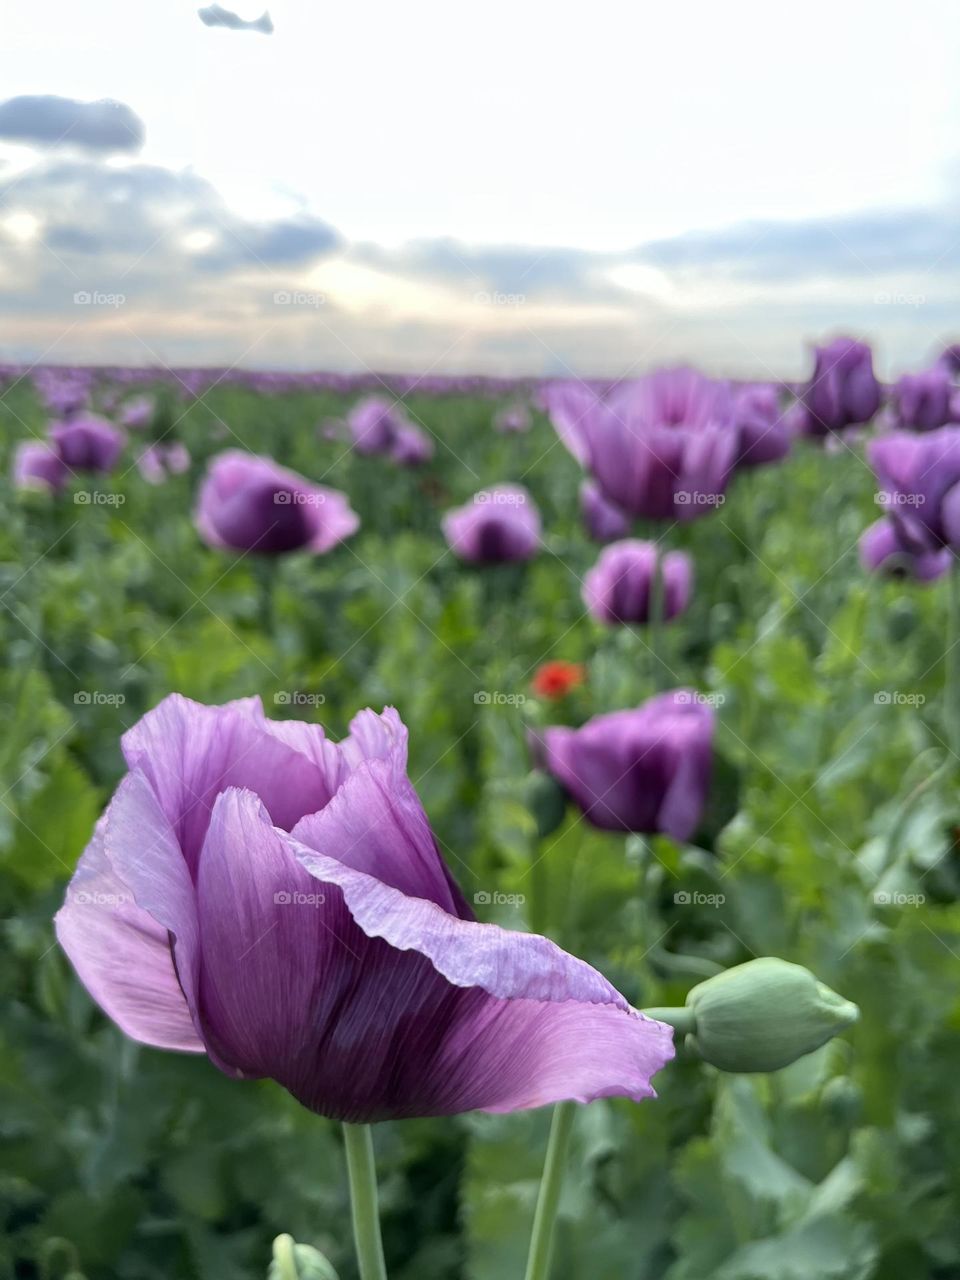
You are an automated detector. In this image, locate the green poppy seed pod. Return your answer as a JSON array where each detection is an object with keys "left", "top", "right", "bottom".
[
  {"left": 684, "top": 957, "right": 859, "bottom": 1073},
  {"left": 524, "top": 770, "right": 568, "bottom": 839}
]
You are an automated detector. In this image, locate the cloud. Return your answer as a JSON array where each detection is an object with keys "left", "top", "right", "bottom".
[
  {"left": 197, "top": 5, "right": 273, "bottom": 33},
  {"left": 634, "top": 207, "right": 960, "bottom": 281},
  {"left": 0, "top": 160, "right": 340, "bottom": 277},
  {"left": 0, "top": 95, "right": 144, "bottom": 153}
]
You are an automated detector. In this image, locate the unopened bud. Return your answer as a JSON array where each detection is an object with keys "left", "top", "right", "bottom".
[{"left": 684, "top": 957, "right": 859, "bottom": 1073}]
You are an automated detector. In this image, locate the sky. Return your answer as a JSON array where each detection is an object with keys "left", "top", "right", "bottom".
[{"left": 1, "top": 0, "right": 959, "bottom": 378}]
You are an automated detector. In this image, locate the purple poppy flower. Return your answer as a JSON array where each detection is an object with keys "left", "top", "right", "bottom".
[
  {"left": 49, "top": 414, "right": 125, "bottom": 473},
  {"left": 442, "top": 485, "right": 541, "bottom": 563},
  {"left": 120, "top": 396, "right": 155, "bottom": 431},
  {"left": 493, "top": 403, "right": 531, "bottom": 434},
  {"left": 347, "top": 396, "right": 404, "bottom": 456},
  {"left": 537, "top": 689, "right": 713, "bottom": 840},
  {"left": 802, "top": 338, "right": 882, "bottom": 434},
  {"left": 544, "top": 370, "right": 738, "bottom": 521},
  {"left": 868, "top": 428, "right": 960, "bottom": 552},
  {"left": 937, "top": 344, "right": 960, "bottom": 376},
  {"left": 391, "top": 423, "right": 434, "bottom": 467},
  {"left": 580, "top": 479, "right": 631, "bottom": 543},
  {"left": 732, "top": 384, "right": 793, "bottom": 466},
  {"left": 195, "top": 451, "right": 359, "bottom": 555},
  {"left": 34, "top": 370, "right": 91, "bottom": 418},
  {"left": 137, "top": 441, "right": 191, "bottom": 485},
  {"left": 12, "top": 441, "right": 69, "bottom": 493},
  {"left": 890, "top": 368, "right": 955, "bottom": 431},
  {"left": 55, "top": 697, "right": 674, "bottom": 1120},
  {"left": 859, "top": 518, "right": 951, "bottom": 582},
  {"left": 583, "top": 540, "right": 693, "bottom": 627}
]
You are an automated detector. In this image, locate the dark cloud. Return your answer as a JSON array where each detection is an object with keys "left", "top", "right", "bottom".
[
  {"left": 197, "top": 5, "right": 273, "bottom": 33},
  {"left": 0, "top": 95, "right": 144, "bottom": 153},
  {"left": 0, "top": 160, "right": 340, "bottom": 275}
]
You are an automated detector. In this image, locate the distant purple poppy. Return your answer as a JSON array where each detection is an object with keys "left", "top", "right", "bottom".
[
  {"left": 196, "top": 451, "right": 359, "bottom": 555},
  {"left": 580, "top": 479, "right": 631, "bottom": 543},
  {"left": 120, "top": 396, "right": 155, "bottom": 431},
  {"left": 49, "top": 415, "right": 125, "bottom": 473},
  {"left": 889, "top": 368, "right": 955, "bottom": 431},
  {"left": 12, "top": 441, "right": 69, "bottom": 493},
  {"left": 801, "top": 338, "right": 882, "bottom": 434},
  {"left": 347, "top": 396, "right": 404, "bottom": 456},
  {"left": 937, "top": 344, "right": 960, "bottom": 377},
  {"left": 392, "top": 423, "right": 434, "bottom": 467},
  {"left": 493, "top": 403, "right": 531, "bottom": 434},
  {"left": 137, "top": 442, "right": 191, "bottom": 485},
  {"left": 859, "top": 518, "right": 951, "bottom": 582},
  {"left": 868, "top": 428, "right": 960, "bottom": 553},
  {"left": 442, "top": 485, "right": 540, "bottom": 563},
  {"left": 544, "top": 369, "right": 737, "bottom": 521},
  {"left": 732, "top": 384, "right": 793, "bottom": 466},
  {"left": 537, "top": 689, "right": 714, "bottom": 840},
  {"left": 55, "top": 696, "right": 674, "bottom": 1119},
  {"left": 583, "top": 540, "right": 693, "bottom": 626},
  {"left": 34, "top": 369, "right": 91, "bottom": 418}
]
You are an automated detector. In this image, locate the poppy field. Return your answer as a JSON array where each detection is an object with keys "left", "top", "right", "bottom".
[{"left": 3, "top": 352, "right": 960, "bottom": 1280}]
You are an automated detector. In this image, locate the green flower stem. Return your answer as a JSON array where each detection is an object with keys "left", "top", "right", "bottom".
[
  {"left": 342, "top": 1124, "right": 388, "bottom": 1280},
  {"left": 524, "top": 1101, "right": 577, "bottom": 1280},
  {"left": 947, "top": 555, "right": 960, "bottom": 762},
  {"left": 648, "top": 548, "right": 666, "bottom": 691},
  {"left": 640, "top": 1005, "right": 697, "bottom": 1035}
]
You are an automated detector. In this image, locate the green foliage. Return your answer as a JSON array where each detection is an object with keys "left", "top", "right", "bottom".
[{"left": 1, "top": 382, "right": 958, "bottom": 1277}]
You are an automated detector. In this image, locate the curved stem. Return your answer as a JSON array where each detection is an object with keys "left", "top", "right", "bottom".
[
  {"left": 523, "top": 1101, "right": 577, "bottom": 1280},
  {"left": 342, "top": 1124, "right": 388, "bottom": 1280}
]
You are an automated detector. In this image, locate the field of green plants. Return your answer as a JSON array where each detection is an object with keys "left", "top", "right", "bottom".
[{"left": 2, "top": 373, "right": 959, "bottom": 1280}]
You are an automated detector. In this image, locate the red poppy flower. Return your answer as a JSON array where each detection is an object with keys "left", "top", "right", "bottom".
[{"left": 532, "top": 660, "right": 586, "bottom": 700}]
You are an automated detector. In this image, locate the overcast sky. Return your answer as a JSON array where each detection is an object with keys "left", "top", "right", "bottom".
[{"left": 1, "top": 0, "right": 959, "bottom": 377}]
